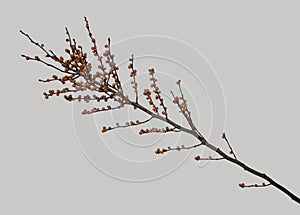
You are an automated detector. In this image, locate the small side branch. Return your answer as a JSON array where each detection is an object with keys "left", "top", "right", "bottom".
[
  {"left": 222, "top": 132, "right": 237, "bottom": 159},
  {"left": 155, "top": 142, "right": 204, "bottom": 154},
  {"left": 20, "top": 30, "right": 50, "bottom": 57},
  {"left": 84, "top": 16, "right": 100, "bottom": 58},
  {"left": 101, "top": 116, "right": 154, "bottom": 133},
  {"left": 143, "top": 89, "right": 159, "bottom": 114},
  {"left": 139, "top": 126, "right": 180, "bottom": 135},
  {"left": 129, "top": 54, "right": 138, "bottom": 103},
  {"left": 21, "top": 55, "right": 73, "bottom": 75},
  {"left": 239, "top": 182, "right": 271, "bottom": 189},
  {"left": 148, "top": 68, "right": 168, "bottom": 117},
  {"left": 194, "top": 155, "right": 224, "bottom": 161},
  {"left": 107, "top": 37, "right": 123, "bottom": 93},
  {"left": 171, "top": 81, "right": 197, "bottom": 132},
  {"left": 82, "top": 105, "right": 122, "bottom": 115}
]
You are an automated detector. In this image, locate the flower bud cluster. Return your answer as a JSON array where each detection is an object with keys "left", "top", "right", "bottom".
[
  {"left": 172, "top": 80, "right": 194, "bottom": 127},
  {"left": 143, "top": 89, "right": 158, "bottom": 113},
  {"left": 139, "top": 126, "right": 174, "bottom": 135},
  {"left": 148, "top": 68, "right": 168, "bottom": 116},
  {"left": 129, "top": 57, "right": 138, "bottom": 97}
]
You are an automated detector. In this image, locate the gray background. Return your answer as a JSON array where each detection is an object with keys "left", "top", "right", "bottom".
[{"left": 1, "top": 0, "right": 300, "bottom": 214}]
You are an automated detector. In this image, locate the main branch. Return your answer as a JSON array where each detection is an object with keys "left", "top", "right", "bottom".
[{"left": 20, "top": 17, "right": 300, "bottom": 205}]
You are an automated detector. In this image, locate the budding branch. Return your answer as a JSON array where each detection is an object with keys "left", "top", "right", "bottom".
[{"left": 20, "top": 17, "right": 300, "bottom": 205}]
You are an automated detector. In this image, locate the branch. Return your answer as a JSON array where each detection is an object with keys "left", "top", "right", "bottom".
[
  {"left": 129, "top": 54, "right": 138, "bottom": 103},
  {"left": 155, "top": 142, "right": 204, "bottom": 154},
  {"left": 148, "top": 68, "right": 168, "bottom": 117},
  {"left": 20, "top": 17, "right": 300, "bottom": 205},
  {"left": 239, "top": 182, "right": 271, "bottom": 189},
  {"left": 170, "top": 88, "right": 197, "bottom": 132},
  {"left": 222, "top": 132, "right": 237, "bottom": 159},
  {"left": 194, "top": 155, "right": 224, "bottom": 161},
  {"left": 139, "top": 126, "right": 181, "bottom": 135},
  {"left": 82, "top": 105, "right": 123, "bottom": 115},
  {"left": 103, "top": 116, "right": 153, "bottom": 132}
]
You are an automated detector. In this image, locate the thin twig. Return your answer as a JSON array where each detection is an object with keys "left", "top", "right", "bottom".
[
  {"left": 194, "top": 155, "right": 224, "bottom": 161},
  {"left": 108, "top": 116, "right": 153, "bottom": 131},
  {"left": 131, "top": 54, "right": 138, "bottom": 103},
  {"left": 222, "top": 132, "right": 237, "bottom": 159},
  {"left": 239, "top": 182, "right": 271, "bottom": 188}
]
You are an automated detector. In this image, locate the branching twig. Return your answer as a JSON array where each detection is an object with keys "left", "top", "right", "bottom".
[
  {"left": 148, "top": 68, "right": 168, "bottom": 117},
  {"left": 82, "top": 105, "right": 122, "bottom": 115},
  {"left": 239, "top": 182, "right": 271, "bottom": 188},
  {"left": 170, "top": 89, "right": 196, "bottom": 131},
  {"left": 155, "top": 142, "right": 204, "bottom": 154},
  {"left": 222, "top": 132, "right": 237, "bottom": 159},
  {"left": 20, "top": 17, "right": 300, "bottom": 205},
  {"left": 106, "top": 116, "right": 153, "bottom": 131},
  {"left": 139, "top": 126, "right": 180, "bottom": 135},
  {"left": 194, "top": 155, "right": 224, "bottom": 161},
  {"left": 129, "top": 54, "right": 138, "bottom": 104}
]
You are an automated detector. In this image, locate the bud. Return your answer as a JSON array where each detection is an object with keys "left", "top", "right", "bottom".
[
  {"left": 155, "top": 148, "right": 161, "bottom": 154},
  {"left": 102, "top": 126, "right": 107, "bottom": 133},
  {"left": 239, "top": 183, "right": 245, "bottom": 188},
  {"left": 194, "top": 155, "right": 200, "bottom": 161}
]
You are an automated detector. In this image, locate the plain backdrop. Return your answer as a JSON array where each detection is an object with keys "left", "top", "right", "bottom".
[{"left": 1, "top": 0, "right": 300, "bottom": 214}]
